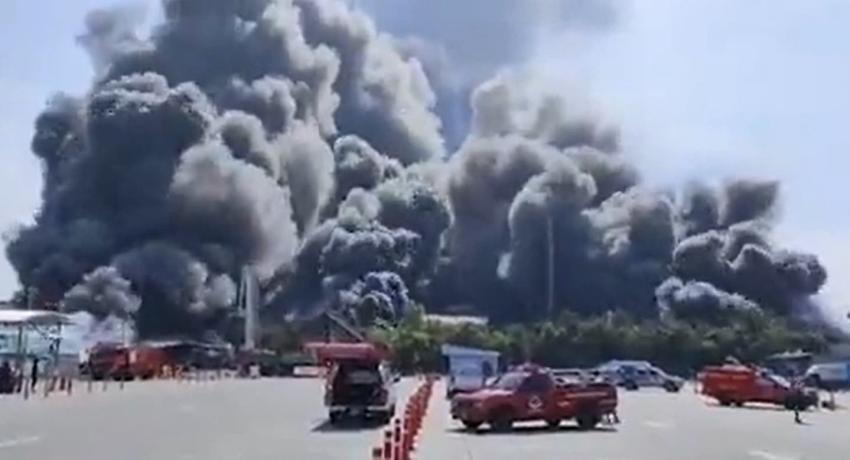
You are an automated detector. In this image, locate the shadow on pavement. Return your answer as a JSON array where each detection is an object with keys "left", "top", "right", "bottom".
[
  {"left": 311, "top": 418, "right": 388, "bottom": 433},
  {"left": 705, "top": 402, "right": 788, "bottom": 412},
  {"left": 447, "top": 425, "right": 618, "bottom": 436}
]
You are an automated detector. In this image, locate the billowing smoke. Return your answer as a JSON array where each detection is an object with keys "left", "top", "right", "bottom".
[
  {"left": 7, "top": 0, "right": 827, "bottom": 338},
  {"left": 64, "top": 266, "right": 141, "bottom": 319}
]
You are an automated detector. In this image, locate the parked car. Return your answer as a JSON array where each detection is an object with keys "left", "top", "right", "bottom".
[
  {"left": 804, "top": 362, "right": 850, "bottom": 391},
  {"left": 594, "top": 360, "right": 684, "bottom": 392},
  {"left": 551, "top": 368, "right": 592, "bottom": 384},
  {"left": 451, "top": 365, "right": 618, "bottom": 432}
]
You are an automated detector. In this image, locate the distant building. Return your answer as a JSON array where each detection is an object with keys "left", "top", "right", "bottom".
[{"left": 425, "top": 314, "right": 488, "bottom": 327}]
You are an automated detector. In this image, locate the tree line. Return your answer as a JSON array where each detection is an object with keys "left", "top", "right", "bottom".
[{"left": 364, "top": 305, "right": 830, "bottom": 376}]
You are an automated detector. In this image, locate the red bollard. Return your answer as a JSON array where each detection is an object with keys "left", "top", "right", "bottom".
[
  {"left": 393, "top": 419, "right": 403, "bottom": 460},
  {"left": 383, "top": 430, "right": 393, "bottom": 460},
  {"left": 403, "top": 413, "right": 413, "bottom": 455}
]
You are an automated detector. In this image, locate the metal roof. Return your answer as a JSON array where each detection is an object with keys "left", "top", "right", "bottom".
[
  {"left": 441, "top": 344, "right": 500, "bottom": 358},
  {"left": 0, "top": 309, "right": 72, "bottom": 326}
]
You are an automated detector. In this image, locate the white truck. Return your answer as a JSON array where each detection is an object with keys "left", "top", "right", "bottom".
[
  {"left": 805, "top": 362, "right": 850, "bottom": 390},
  {"left": 442, "top": 345, "right": 500, "bottom": 397}
]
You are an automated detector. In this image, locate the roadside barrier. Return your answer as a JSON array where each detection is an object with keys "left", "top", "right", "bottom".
[
  {"left": 371, "top": 375, "right": 435, "bottom": 460},
  {"left": 3, "top": 366, "right": 244, "bottom": 403}
]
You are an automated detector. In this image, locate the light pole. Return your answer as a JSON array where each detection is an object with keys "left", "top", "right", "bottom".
[{"left": 546, "top": 212, "right": 555, "bottom": 318}]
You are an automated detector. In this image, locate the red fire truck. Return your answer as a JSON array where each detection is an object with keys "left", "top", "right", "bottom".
[
  {"left": 698, "top": 364, "right": 818, "bottom": 410},
  {"left": 305, "top": 342, "right": 398, "bottom": 425}
]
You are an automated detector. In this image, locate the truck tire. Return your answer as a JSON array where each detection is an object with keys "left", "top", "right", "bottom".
[
  {"left": 663, "top": 381, "right": 681, "bottom": 393},
  {"left": 783, "top": 399, "right": 797, "bottom": 411},
  {"left": 376, "top": 411, "right": 392, "bottom": 425},
  {"left": 546, "top": 418, "right": 562, "bottom": 429},
  {"left": 329, "top": 411, "right": 343, "bottom": 426},
  {"left": 489, "top": 409, "right": 514, "bottom": 432},
  {"left": 624, "top": 380, "right": 639, "bottom": 391},
  {"left": 577, "top": 413, "right": 600, "bottom": 430},
  {"left": 462, "top": 420, "right": 482, "bottom": 431},
  {"left": 718, "top": 398, "right": 732, "bottom": 407}
]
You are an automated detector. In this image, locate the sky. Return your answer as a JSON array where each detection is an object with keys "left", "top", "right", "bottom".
[{"left": 0, "top": 1, "right": 847, "bottom": 319}]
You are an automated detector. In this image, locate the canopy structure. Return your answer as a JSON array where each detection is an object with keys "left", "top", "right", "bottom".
[
  {"left": 0, "top": 309, "right": 73, "bottom": 372},
  {"left": 0, "top": 309, "right": 72, "bottom": 327}
]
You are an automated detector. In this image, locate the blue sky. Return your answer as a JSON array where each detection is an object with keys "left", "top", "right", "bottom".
[{"left": 0, "top": 1, "right": 847, "bottom": 319}]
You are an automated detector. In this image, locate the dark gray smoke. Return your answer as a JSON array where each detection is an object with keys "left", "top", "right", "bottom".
[
  {"left": 339, "top": 271, "right": 410, "bottom": 326},
  {"left": 358, "top": 0, "right": 621, "bottom": 148},
  {"left": 7, "top": 0, "right": 827, "bottom": 337},
  {"left": 63, "top": 266, "right": 141, "bottom": 319}
]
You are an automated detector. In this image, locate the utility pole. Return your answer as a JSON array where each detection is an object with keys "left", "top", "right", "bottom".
[
  {"left": 26, "top": 287, "right": 36, "bottom": 310},
  {"left": 546, "top": 213, "right": 555, "bottom": 318},
  {"left": 240, "top": 266, "right": 259, "bottom": 351}
]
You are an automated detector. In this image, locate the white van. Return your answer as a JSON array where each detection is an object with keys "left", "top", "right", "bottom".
[
  {"left": 805, "top": 362, "right": 850, "bottom": 390},
  {"left": 442, "top": 345, "right": 499, "bottom": 397}
]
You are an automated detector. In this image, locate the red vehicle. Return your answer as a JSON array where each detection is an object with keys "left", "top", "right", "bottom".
[
  {"left": 451, "top": 365, "right": 618, "bottom": 432},
  {"left": 305, "top": 342, "right": 398, "bottom": 425},
  {"left": 86, "top": 344, "right": 170, "bottom": 381},
  {"left": 698, "top": 364, "right": 818, "bottom": 409}
]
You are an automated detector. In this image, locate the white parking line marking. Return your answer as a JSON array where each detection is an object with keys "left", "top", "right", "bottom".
[
  {"left": 0, "top": 436, "right": 41, "bottom": 449},
  {"left": 748, "top": 449, "right": 798, "bottom": 460},
  {"left": 642, "top": 420, "right": 673, "bottom": 430}
]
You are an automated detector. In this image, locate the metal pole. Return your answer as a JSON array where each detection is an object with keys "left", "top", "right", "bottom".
[
  {"left": 15, "top": 325, "right": 24, "bottom": 394},
  {"left": 546, "top": 213, "right": 555, "bottom": 317},
  {"left": 121, "top": 320, "right": 128, "bottom": 390}
]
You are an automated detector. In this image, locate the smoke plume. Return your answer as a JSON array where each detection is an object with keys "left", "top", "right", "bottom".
[{"left": 6, "top": 0, "right": 827, "bottom": 338}]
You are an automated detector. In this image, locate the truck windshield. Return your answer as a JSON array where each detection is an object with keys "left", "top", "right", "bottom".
[
  {"left": 769, "top": 375, "right": 791, "bottom": 389},
  {"left": 492, "top": 373, "right": 525, "bottom": 390}
]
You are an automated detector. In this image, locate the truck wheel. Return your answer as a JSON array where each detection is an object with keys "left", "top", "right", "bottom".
[
  {"left": 489, "top": 410, "right": 514, "bottom": 432},
  {"left": 663, "top": 381, "right": 680, "bottom": 393},
  {"left": 546, "top": 418, "right": 562, "bottom": 429},
  {"left": 462, "top": 420, "right": 482, "bottom": 431},
  {"left": 329, "top": 411, "right": 343, "bottom": 425},
  {"left": 376, "top": 412, "right": 392, "bottom": 425},
  {"left": 577, "top": 413, "right": 600, "bottom": 430},
  {"left": 718, "top": 398, "right": 732, "bottom": 407},
  {"left": 624, "top": 380, "right": 639, "bottom": 391}
]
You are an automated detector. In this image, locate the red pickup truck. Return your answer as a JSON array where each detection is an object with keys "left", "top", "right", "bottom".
[{"left": 451, "top": 365, "right": 618, "bottom": 432}]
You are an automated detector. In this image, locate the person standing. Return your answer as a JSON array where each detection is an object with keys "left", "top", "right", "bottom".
[
  {"left": 30, "top": 356, "right": 40, "bottom": 390},
  {"left": 0, "top": 361, "right": 12, "bottom": 394},
  {"left": 791, "top": 378, "right": 805, "bottom": 424}
]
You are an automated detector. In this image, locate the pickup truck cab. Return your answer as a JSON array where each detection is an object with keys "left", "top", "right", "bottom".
[
  {"left": 451, "top": 365, "right": 618, "bottom": 432},
  {"left": 699, "top": 364, "right": 818, "bottom": 410}
]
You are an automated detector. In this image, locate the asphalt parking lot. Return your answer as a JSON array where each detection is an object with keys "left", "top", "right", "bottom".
[
  {"left": 0, "top": 378, "right": 847, "bottom": 460},
  {"left": 418, "top": 382, "right": 850, "bottom": 460}
]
